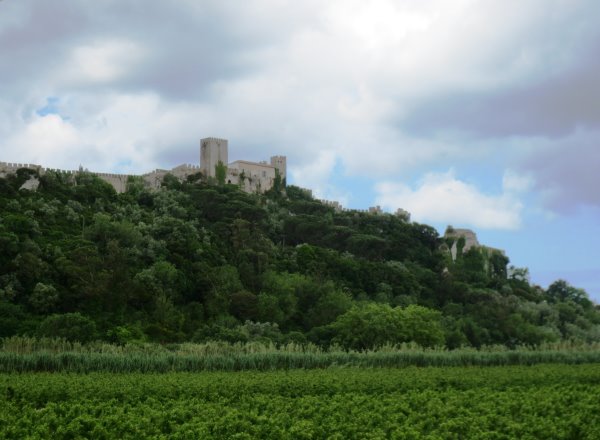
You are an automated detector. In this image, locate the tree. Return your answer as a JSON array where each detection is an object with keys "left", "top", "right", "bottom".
[
  {"left": 488, "top": 251, "right": 509, "bottom": 280},
  {"left": 306, "top": 289, "right": 353, "bottom": 328},
  {"left": 256, "top": 293, "right": 285, "bottom": 326},
  {"left": 401, "top": 304, "right": 445, "bottom": 347},
  {"left": 229, "top": 290, "right": 259, "bottom": 321},
  {"left": 37, "top": 313, "right": 97, "bottom": 342},
  {"left": 215, "top": 161, "right": 227, "bottom": 186},
  {"left": 146, "top": 293, "right": 184, "bottom": 342},
  {"left": 546, "top": 280, "right": 592, "bottom": 308},
  {"left": 28, "top": 282, "right": 59, "bottom": 313},
  {"left": 330, "top": 303, "right": 404, "bottom": 350},
  {"left": 330, "top": 303, "right": 444, "bottom": 350},
  {"left": 203, "top": 265, "right": 243, "bottom": 318}
]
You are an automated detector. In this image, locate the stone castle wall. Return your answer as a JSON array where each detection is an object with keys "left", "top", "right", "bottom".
[
  {"left": 1, "top": 137, "right": 283, "bottom": 195},
  {"left": 0, "top": 162, "right": 43, "bottom": 179},
  {"left": 227, "top": 160, "right": 277, "bottom": 193},
  {"left": 198, "top": 137, "right": 286, "bottom": 194}
]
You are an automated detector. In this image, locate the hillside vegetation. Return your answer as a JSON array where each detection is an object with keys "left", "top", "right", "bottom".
[{"left": 0, "top": 168, "right": 598, "bottom": 348}]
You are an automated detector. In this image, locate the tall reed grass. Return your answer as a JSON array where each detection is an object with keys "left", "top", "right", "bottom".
[{"left": 1, "top": 336, "right": 599, "bottom": 373}]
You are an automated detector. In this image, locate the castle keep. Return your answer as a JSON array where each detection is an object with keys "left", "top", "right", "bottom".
[
  {"left": 200, "top": 137, "right": 286, "bottom": 193},
  {"left": 0, "top": 137, "right": 286, "bottom": 195}
]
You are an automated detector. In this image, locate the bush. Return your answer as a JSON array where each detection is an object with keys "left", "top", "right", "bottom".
[
  {"left": 330, "top": 303, "right": 445, "bottom": 350},
  {"left": 37, "top": 313, "right": 97, "bottom": 343}
]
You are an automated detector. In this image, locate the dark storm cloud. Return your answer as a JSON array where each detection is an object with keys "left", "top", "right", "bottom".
[
  {"left": 400, "top": 39, "right": 600, "bottom": 139},
  {"left": 390, "top": 19, "right": 600, "bottom": 213},
  {"left": 0, "top": 3, "right": 87, "bottom": 90},
  {"left": 402, "top": 59, "right": 600, "bottom": 211},
  {"left": 94, "top": 2, "right": 263, "bottom": 99},
  {"left": 0, "top": 1, "right": 268, "bottom": 100},
  {"left": 521, "top": 134, "right": 600, "bottom": 212}
]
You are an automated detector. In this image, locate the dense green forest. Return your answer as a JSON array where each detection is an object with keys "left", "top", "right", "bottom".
[{"left": 0, "top": 168, "right": 598, "bottom": 348}]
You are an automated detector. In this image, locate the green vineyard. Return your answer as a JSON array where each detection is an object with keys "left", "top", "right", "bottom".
[{"left": 2, "top": 365, "right": 600, "bottom": 439}]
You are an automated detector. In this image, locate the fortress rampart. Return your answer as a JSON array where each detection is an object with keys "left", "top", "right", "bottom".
[
  {"left": 0, "top": 162, "right": 43, "bottom": 170},
  {"left": 2, "top": 139, "right": 413, "bottom": 222},
  {"left": 1, "top": 137, "right": 286, "bottom": 195}
]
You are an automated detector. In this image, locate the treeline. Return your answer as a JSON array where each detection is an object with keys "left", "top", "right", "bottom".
[{"left": 0, "top": 168, "right": 598, "bottom": 348}]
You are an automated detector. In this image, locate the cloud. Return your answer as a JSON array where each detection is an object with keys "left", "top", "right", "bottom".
[
  {"left": 502, "top": 169, "right": 534, "bottom": 194},
  {"left": 61, "top": 39, "right": 145, "bottom": 85},
  {"left": 289, "top": 150, "right": 337, "bottom": 197},
  {"left": 375, "top": 170, "right": 523, "bottom": 230},
  {"left": 518, "top": 129, "right": 600, "bottom": 213},
  {"left": 1, "top": 92, "right": 214, "bottom": 173},
  {"left": 1, "top": 0, "right": 600, "bottom": 204}
]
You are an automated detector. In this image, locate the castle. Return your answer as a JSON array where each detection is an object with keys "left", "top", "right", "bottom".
[
  {"left": 1, "top": 143, "right": 509, "bottom": 268},
  {"left": 0, "top": 137, "right": 286, "bottom": 195},
  {"left": 1, "top": 138, "right": 413, "bottom": 222},
  {"left": 200, "top": 137, "right": 286, "bottom": 193}
]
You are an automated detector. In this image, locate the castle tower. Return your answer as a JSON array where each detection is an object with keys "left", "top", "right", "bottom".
[
  {"left": 270, "top": 155, "right": 287, "bottom": 181},
  {"left": 200, "top": 137, "right": 228, "bottom": 178}
]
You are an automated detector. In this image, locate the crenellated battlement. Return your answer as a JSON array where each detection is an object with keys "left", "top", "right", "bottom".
[
  {"left": 94, "top": 172, "right": 131, "bottom": 179},
  {"left": 0, "top": 162, "right": 42, "bottom": 170},
  {"left": 2, "top": 144, "right": 410, "bottom": 218},
  {"left": 44, "top": 169, "right": 76, "bottom": 174},
  {"left": 172, "top": 164, "right": 201, "bottom": 170}
]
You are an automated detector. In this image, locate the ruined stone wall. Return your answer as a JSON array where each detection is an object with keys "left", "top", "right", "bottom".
[
  {"left": 443, "top": 226, "right": 506, "bottom": 262},
  {"left": 445, "top": 227, "right": 479, "bottom": 256}
]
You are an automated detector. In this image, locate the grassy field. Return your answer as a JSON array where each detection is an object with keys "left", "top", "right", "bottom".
[
  {"left": 2, "top": 365, "right": 600, "bottom": 439},
  {"left": 2, "top": 337, "right": 600, "bottom": 372}
]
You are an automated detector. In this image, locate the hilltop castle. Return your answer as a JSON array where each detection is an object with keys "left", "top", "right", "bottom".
[
  {"left": 0, "top": 137, "right": 287, "bottom": 195},
  {"left": 1, "top": 144, "right": 509, "bottom": 268},
  {"left": 200, "top": 137, "right": 286, "bottom": 193}
]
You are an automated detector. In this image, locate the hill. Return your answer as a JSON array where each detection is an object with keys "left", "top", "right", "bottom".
[{"left": 0, "top": 168, "right": 598, "bottom": 348}]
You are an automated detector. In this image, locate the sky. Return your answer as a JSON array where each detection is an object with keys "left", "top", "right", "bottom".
[{"left": 1, "top": 0, "right": 599, "bottom": 302}]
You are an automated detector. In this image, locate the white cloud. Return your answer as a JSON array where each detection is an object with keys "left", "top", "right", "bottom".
[
  {"left": 2, "top": 92, "right": 213, "bottom": 173},
  {"left": 375, "top": 170, "right": 523, "bottom": 230},
  {"left": 4, "top": 114, "right": 82, "bottom": 167},
  {"left": 61, "top": 39, "right": 145, "bottom": 84},
  {"left": 1, "top": 0, "right": 599, "bottom": 209},
  {"left": 503, "top": 169, "right": 534, "bottom": 193},
  {"left": 289, "top": 150, "right": 338, "bottom": 198}
]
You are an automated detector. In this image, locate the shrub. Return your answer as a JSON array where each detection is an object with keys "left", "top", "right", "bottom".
[{"left": 37, "top": 313, "right": 97, "bottom": 343}]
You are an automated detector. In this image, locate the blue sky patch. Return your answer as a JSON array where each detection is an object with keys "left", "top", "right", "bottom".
[{"left": 36, "top": 97, "right": 61, "bottom": 117}]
